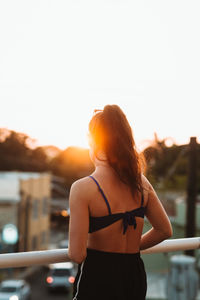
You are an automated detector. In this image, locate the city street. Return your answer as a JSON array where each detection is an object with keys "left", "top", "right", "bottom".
[{"left": 26, "top": 266, "right": 73, "bottom": 300}]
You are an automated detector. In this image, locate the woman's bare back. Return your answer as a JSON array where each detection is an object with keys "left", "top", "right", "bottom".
[{"left": 87, "top": 167, "right": 148, "bottom": 253}]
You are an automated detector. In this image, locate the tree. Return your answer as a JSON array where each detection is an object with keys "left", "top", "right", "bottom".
[
  {"left": 0, "top": 129, "right": 48, "bottom": 171},
  {"left": 50, "top": 146, "right": 94, "bottom": 187}
]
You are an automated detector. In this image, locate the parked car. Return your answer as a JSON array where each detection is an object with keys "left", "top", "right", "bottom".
[
  {"left": 45, "top": 262, "right": 75, "bottom": 292},
  {"left": 0, "top": 279, "right": 31, "bottom": 300}
]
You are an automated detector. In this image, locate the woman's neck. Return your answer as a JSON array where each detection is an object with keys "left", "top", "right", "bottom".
[
  {"left": 94, "top": 157, "right": 109, "bottom": 168},
  {"left": 91, "top": 149, "right": 114, "bottom": 173},
  {"left": 94, "top": 158, "right": 117, "bottom": 176}
]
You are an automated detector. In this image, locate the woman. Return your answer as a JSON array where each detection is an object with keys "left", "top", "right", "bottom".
[{"left": 68, "top": 105, "right": 172, "bottom": 300}]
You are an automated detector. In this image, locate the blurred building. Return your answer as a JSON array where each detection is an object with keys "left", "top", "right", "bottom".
[
  {"left": 19, "top": 173, "right": 51, "bottom": 252},
  {"left": 0, "top": 172, "right": 51, "bottom": 252},
  {"left": 50, "top": 175, "right": 70, "bottom": 231}
]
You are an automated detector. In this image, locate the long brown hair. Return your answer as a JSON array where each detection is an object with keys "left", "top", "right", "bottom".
[{"left": 89, "top": 105, "right": 145, "bottom": 196}]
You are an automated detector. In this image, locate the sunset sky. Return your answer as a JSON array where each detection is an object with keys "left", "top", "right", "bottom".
[{"left": 0, "top": 1, "right": 199, "bottom": 150}]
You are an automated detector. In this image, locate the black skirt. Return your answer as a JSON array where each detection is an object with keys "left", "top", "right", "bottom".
[{"left": 72, "top": 248, "right": 147, "bottom": 300}]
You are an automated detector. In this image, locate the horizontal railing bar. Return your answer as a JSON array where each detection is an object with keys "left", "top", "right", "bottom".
[
  {"left": 0, "top": 249, "right": 70, "bottom": 268},
  {"left": 0, "top": 237, "right": 200, "bottom": 268},
  {"left": 141, "top": 237, "right": 200, "bottom": 254}
]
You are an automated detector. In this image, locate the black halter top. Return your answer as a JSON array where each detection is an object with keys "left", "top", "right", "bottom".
[{"left": 88, "top": 175, "right": 146, "bottom": 234}]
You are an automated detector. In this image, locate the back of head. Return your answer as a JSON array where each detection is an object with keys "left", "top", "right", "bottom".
[{"left": 89, "top": 104, "right": 145, "bottom": 196}]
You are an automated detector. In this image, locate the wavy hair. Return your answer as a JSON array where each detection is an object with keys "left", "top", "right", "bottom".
[{"left": 89, "top": 105, "right": 145, "bottom": 196}]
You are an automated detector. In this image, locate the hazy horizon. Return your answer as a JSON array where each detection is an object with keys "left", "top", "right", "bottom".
[{"left": 0, "top": 125, "right": 197, "bottom": 153}]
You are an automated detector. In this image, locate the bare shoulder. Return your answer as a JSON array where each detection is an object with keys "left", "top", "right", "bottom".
[
  {"left": 70, "top": 176, "right": 90, "bottom": 191},
  {"left": 141, "top": 174, "right": 153, "bottom": 191},
  {"left": 141, "top": 174, "right": 158, "bottom": 207},
  {"left": 69, "top": 176, "right": 95, "bottom": 203}
]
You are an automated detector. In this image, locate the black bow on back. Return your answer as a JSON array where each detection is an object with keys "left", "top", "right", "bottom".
[{"left": 122, "top": 211, "right": 137, "bottom": 234}]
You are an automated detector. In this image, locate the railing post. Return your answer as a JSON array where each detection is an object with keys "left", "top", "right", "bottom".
[
  {"left": 185, "top": 137, "right": 197, "bottom": 256},
  {"left": 167, "top": 255, "right": 199, "bottom": 300}
]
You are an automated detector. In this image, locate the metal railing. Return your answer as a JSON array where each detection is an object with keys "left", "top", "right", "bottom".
[{"left": 0, "top": 237, "right": 200, "bottom": 269}]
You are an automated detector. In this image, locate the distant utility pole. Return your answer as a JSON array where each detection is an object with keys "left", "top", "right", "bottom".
[{"left": 185, "top": 137, "right": 198, "bottom": 256}]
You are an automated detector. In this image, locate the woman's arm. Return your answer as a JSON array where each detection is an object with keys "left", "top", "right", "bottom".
[
  {"left": 68, "top": 179, "right": 89, "bottom": 264},
  {"left": 140, "top": 180, "right": 173, "bottom": 251}
]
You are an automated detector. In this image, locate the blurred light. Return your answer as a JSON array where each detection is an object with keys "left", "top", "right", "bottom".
[
  {"left": 2, "top": 224, "right": 18, "bottom": 245},
  {"left": 61, "top": 210, "right": 68, "bottom": 217},
  {"left": 68, "top": 276, "right": 75, "bottom": 284},
  {"left": 46, "top": 276, "right": 54, "bottom": 284},
  {"left": 9, "top": 295, "right": 19, "bottom": 300}
]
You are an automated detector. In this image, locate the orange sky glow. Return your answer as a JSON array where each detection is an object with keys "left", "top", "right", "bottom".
[{"left": 0, "top": 1, "right": 199, "bottom": 150}]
